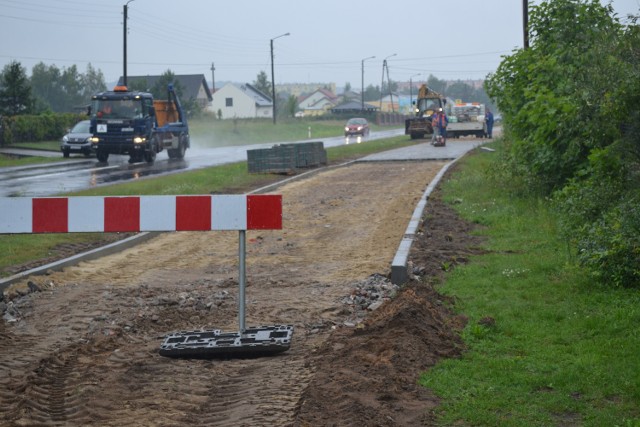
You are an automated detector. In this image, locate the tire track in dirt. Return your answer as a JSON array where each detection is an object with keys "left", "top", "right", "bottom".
[{"left": 1, "top": 161, "right": 446, "bottom": 425}]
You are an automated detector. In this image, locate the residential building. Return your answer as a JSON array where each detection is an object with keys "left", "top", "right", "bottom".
[
  {"left": 297, "top": 88, "right": 338, "bottom": 116},
  {"left": 207, "top": 83, "right": 273, "bottom": 119}
]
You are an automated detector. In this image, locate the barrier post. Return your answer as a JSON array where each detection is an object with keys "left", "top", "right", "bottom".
[{"left": 238, "top": 230, "right": 246, "bottom": 333}]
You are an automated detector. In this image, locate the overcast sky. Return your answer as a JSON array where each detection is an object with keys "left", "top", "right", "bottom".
[{"left": 1, "top": 0, "right": 638, "bottom": 89}]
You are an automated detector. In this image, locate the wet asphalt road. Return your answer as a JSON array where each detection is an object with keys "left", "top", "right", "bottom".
[{"left": 0, "top": 128, "right": 489, "bottom": 197}]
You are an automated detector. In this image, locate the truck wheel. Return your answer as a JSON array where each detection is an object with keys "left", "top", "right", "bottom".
[
  {"left": 144, "top": 149, "right": 156, "bottom": 163},
  {"left": 96, "top": 150, "right": 109, "bottom": 162},
  {"left": 175, "top": 140, "right": 186, "bottom": 159}
]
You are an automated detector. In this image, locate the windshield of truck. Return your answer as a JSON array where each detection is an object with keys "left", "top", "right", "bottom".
[{"left": 92, "top": 99, "right": 144, "bottom": 120}]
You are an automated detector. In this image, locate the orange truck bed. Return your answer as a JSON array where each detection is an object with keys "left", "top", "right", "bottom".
[{"left": 154, "top": 100, "right": 179, "bottom": 127}]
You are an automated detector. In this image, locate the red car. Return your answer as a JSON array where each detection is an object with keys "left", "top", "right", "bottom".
[{"left": 344, "top": 118, "right": 370, "bottom": 137}]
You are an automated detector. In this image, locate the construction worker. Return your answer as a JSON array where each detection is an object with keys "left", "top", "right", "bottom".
[
  {"left": 431, "top": 108, "right": 448, "bottom": 145},
  {"left": 485, "top": 108, "right": 494, "bottom": 139}
]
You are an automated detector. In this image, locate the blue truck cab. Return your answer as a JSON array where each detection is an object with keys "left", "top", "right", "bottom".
[{"left": 90, "top": 84, "right": 189, "bottom": 163}]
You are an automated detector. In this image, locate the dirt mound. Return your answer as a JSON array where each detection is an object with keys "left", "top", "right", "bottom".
[{"left": 294, "top": 179, "right": 483, "bottom": 426}]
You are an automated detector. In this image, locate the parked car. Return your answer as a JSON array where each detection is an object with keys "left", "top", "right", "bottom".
[
  {"left": 60, "top": 120, "right": 93, "bottom": 158},
  {"left": 344, "top": 117, "right": 370, "bottom": 137}
]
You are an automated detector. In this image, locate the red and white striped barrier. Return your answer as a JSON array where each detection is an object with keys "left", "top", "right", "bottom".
[{"left": 0, "top": 194, "right": 282, "bottom": 233}]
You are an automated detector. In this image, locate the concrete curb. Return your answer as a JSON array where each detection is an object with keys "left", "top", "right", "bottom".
[{"left": 390, "top": 156, "right": 464, "bottom": 285}]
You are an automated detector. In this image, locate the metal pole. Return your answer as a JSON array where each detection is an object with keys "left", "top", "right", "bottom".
[
  {"left": 410, "top": 77, "right": 413, "bottom": 109},
  {"left": 361, "top": 56, "right": 375, "bottom": 111},
  {"left": 361, "top": 59, "right": 364, "bottom": 111},
  {"left": 270, "top": 38, "right": 276, "bottom": 124},
  {"left": 123, "top": 3, "right": 127, "bottom": 86},
  {"left": 379, "top": 60, "right": 386, "bottom": 111},
  {"left": 123, "top": 0, "right": 135, "bottom": 87},
  {"left": 238, "top": 230, "right": 246, "bottom": 332},
  {"left": 211, "top": 62, "right": 215, "bottom": 93},
  {"left": 270, "top": 32, "right": 290, "bottom": 125},
  {"left": 523, "top": 0, "right": 529, "bottom": 49},
  {"left": 380, "top": 54, "right": 397, "bottom": 112}
]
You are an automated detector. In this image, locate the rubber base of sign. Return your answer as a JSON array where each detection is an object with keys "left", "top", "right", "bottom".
[{"left": 159, "top": 325, "right": 293, "bottom": 358}]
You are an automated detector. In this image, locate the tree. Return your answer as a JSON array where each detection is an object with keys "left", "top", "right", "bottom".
[
  {"left": 253, "top": 71, "right": 271, "bottom": 98},
  {"left": 485, "top": 0, "right": 640, "bottom": 287},
  {"left": 0, "top": 61, "right": 33, "bottom": 115},
  {"left": 363, "top": 84, "right": 380, "bottom": 102},
  {"left": 426, "top": 74, "right": 447, "bottom": 94},
  {"left": 285, "top": 94, "right": 297, "bottom": 118},
  {"left": 446, "top": 81, "right": 474, "bottom": 101},
  {"left": 81, "top": 63, "right": 107, "bottom": 98},
  {"left": 344, "top": 82, "right": 351, "bottom": 93}
]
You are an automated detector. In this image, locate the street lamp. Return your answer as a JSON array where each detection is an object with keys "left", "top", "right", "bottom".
[
  {"left": 361, "top": 56, "right": 375, "bottom": 111},
  {"left": 123, "top": 0, "right": 135, "bottom": 86},
  {"left": 380, "top": 53, "right": 397, "bottom": 111},
  {"left": 270, "top": 32, "right": 290, "bottom": 124},
  {"left": 409, "top": 73, "right": 421, "bottom": 109}
]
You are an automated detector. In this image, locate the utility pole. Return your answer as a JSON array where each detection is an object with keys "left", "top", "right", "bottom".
[
  {"left": 523, "top": 0, "right": 529, "bottom": 49},
  {"left": 361, "top": 56, "right": 375, "bottom": 111},
  {"left": 380, "top": 54, "right": 396, "bottom": 111},
  {"left": 409, "top": 73, "right": 420, "bottom": 111},
  {"left": 270, "top": 32, "right": 290, "bottom": 124},
  {"left": 210, "top": 62, "right": 216, "bottom": 93},
  {"left": 123, "top": 0, "right": 135, "bottom": 86}
]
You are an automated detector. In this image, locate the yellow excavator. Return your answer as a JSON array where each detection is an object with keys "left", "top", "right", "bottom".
[{"left": 405, "top": 84, "right": 446, "bottom": 140}]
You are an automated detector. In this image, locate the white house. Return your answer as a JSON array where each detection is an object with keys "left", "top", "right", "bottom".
[{"left": 208, "top": 83, "right": 272, "bottom": 119}]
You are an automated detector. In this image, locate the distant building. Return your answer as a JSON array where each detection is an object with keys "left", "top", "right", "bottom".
[
  {"left": 117, "top": 74, "right": 213, "bottom": 108},
  {"left": 207, "top": 83, "right": 273, "bottom": 119},
  {"left": 277, "top": 83, "right": 337, "bottom": 97},
  {"left": 297, "top": 89, "right": 338, "bottom": 116}
]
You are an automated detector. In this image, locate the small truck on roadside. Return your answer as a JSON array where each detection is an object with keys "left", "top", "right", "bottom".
[
  {"left": 405, "top": 84, "right": 447, "bottom": 140},
  {"left": 446, "top": 101, "right": 487, "bottom": 139},
  {"left": 90, "top": 84, "right": 189, "bottom": 163}
]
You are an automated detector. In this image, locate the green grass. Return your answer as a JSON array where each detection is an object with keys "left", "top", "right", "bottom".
[
  {"left": 419, "top": 140, "right": 640, "bottom": 426},
  {"left": 0, "top": 134, "right": 412, "bottom": 277},
  {"left": 0, "top": 153, "right": 68, "bottom": 167}
]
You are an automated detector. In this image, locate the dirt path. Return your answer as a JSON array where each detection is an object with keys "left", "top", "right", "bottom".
[{"left": 0, "top": 160, "right": 481, "bottom": 426}]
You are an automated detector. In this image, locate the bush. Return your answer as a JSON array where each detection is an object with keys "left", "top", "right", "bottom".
[{"left": 0, "top": 112, "right": 86, "bottom": 145}]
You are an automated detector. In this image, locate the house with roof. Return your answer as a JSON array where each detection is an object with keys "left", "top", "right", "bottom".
[
  {"left": 207, "top": 83, "right": 273, "bottom": 119},
  {"left": 297, "top": 88, "right": 338, "bottom": 116},
  {"left": 117, "top": 74, "right": 213, "bottom": 108}
]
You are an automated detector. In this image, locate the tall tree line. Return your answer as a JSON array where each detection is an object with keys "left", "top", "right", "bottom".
[{"left": 0, "top": 60, "right": 107, "bottom": 116}]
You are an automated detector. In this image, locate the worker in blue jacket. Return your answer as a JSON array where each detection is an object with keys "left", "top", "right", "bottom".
[{"left": 485, "top": 108, "right": 494, "bottom": 139}]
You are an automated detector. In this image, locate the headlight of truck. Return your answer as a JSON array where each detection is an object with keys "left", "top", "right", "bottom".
[
  {"left": 133, "top": 136, "right": 146, "bottom": 144},
  {"left": 90, "top": 137, "right": 100, "bottom": 144}
]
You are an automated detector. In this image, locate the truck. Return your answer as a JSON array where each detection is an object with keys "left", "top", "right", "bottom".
[
  {"left": 446, "top": 102, "right": 486, "bottom": 139},
  {"left": 405, "top": 84, "right": 446, "bottom": 140},
  {"left": 89, "top": 84, "right": 189, "bottom": 163}
]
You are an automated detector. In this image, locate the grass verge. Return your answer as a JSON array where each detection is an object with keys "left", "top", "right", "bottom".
[
  {"left": 0, "top": 135, "right": 413, "bottom": 277},
  {"left": 419, "top": 140, "right": 640, "bottom": 426}
]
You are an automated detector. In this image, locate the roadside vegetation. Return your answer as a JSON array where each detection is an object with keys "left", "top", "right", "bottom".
[
  {"left": 420, "top": 139, "right": 640, "bottom": 426},
  {"left": 419, "top": 2, "right": 640, "bottom": 424},
  {"left": 486, "top": 0, "right": 640, "bottom": 288}
]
